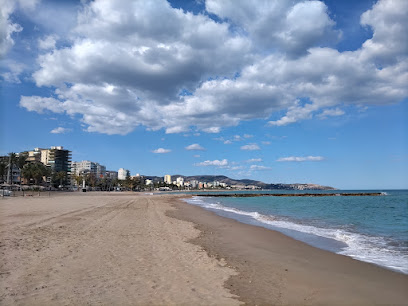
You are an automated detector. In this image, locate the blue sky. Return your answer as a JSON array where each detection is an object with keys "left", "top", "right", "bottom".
[{"left": 1, "top": 0, "right": 407, "bottom": 189}]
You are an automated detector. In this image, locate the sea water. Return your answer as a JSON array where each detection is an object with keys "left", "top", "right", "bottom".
[{"left": 185, "top": 190, "right": 408, "bottom": 274}]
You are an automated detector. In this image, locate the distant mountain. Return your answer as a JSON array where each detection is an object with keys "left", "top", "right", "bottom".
[{"left": 144, "top": 174, "right": 335, "bottom": 190}]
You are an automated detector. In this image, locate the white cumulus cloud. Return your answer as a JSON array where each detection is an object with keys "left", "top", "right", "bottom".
[
  {"left": 38, "top": 34, "right": 58, "bottom": 50},
  {"left": 317, "top": 107, "right": 345, "bottom": 119},
  {"left": 206, "top": 0, "right": 340, "bottom": 57},
  {"left": 0, "top": 0, "right": 40, "bottom": 57},
  {"left": 0, "top": 0, "right": 22, "bottom": 57},
  {"left": 195, "top": 159, "right": 228, "bottom": 167},
  {"left": 277, "top": 156, "right": 324, "bottom": 162},
  {"left": 152, "top": 148, "right": 171, "bottom": 154},
  {"left": 250, "top": 165, "right": 272, "bottom": 171},
  {"left": 50, "top": 127, "right": 71, "bottom": 134},
  {"left": 1, "top": 61, "right": 24, "bottom": 83},
  {"left": 185, "top": 143, "right": 205, "bottom": 151},
  {"left": 241, "top": 144, "right": 260, "bottom": 151},
  {"left": 12, "top": 0, "right": 408, "bottom": 134}
]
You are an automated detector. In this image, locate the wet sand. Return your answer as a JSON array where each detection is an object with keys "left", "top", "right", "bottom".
[
  {"left": 170, "top": 197, "right": 408, "bottom": 305},
  {"left": 1, "top": 192, "right": 407, "bottom": 305}
]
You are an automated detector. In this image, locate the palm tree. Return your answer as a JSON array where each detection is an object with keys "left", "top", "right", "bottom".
[
  {"left": 110, "top": 178, "right": 118, "bottom": 191},
  {"left": 72, "top": 173, "right": 83, "bottom": 189},
  {"left": 132, "top": 176, "right": 143, "bottom": 191},
  {"left": 22, "top": 163, "right": 50, "bottom": 186},
  {"left": 0, "top": 159, "right": 6, "bottom": 183},
  {"left": 56, "top": 171, "right": 67, "bottom": 188},
  {"left": 6, "top": 152, "right": 16, "bottom": 184},
  {"left": 88, "top": 173, "right": 97, "bottom": 188},
  {"left": 124, "top": 176, "right": 133, "bottom": 190},
  {"left": 98, "top": 177, "right": 109, "bottom": 191},
  {"left": 17, "top": 153, "right": 28, "bottom": 185},
  {"left": 33, "top": 163, "right": 50, "bottom": 186},
  {"left": 21, "top": 163, "right": 34, "bottom": 184}
]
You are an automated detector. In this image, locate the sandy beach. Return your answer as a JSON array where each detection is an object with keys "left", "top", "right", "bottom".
[{"left": 1, "top": 193, "right": 407, "bottom": 305}]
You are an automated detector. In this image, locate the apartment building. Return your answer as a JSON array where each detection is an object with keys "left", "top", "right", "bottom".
[
  {"left": 118, "top": 168, "right": 130, "bottom": 180},
  {"left": 42, "top": 146, "right": 71, "bottom": 174},
  {"left": 23, "top": 146, "right": 72, "bottom": 185},
  {"left": 190, "top": 180, "right": 199, "bottom": 188},
  {"left": 176, "top": 177, "right": 184, "bottom": 187},
  {"left": 106, "top": 170, "right": 118, "bottom": 179},
  {"left": 0, "top": 155, "right": 20, "bottom": 184},
  {"left": 164, "top": 174, "right": 172, "bottom": 184},
  {"left": 71, "top": 160, "right": 106, "bottom": 178}
]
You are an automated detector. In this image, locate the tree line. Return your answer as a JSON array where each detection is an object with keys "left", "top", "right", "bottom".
[
  {"left": 0, "top": 152, "right": 67, "bottom": 188},
  {"left": 71, "top": 173, "right": 174, "bottom": 191}
]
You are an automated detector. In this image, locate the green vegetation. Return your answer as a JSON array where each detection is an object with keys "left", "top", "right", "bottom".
[
  {"left": 17, "top": 152, "right": 28, "bottom": 184},
  {"left": 54, "top": 171, "right": 67, "bottom": 188},
  {"left": 21, "top": 162, "right": 50, "bottom": 185}
]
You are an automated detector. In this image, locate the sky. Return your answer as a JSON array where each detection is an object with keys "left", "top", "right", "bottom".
[{"left": 1, "top": 0, "right": 407, "bottom": 190}]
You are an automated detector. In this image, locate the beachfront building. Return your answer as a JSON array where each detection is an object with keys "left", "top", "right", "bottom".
[
  {"left": 71, "top": 160, "right": 93, "bottom": 176},
  {"left": 145, "top": 179, "right": 153, "bottom": 186},
  {"left": 71, "top": 160, "right": 106, "bottom": 178},
  {"left": 10, "top": 166, "right": 20, "bottom": 184},
  {"left": 96, "top": 163, "right": 106, "bottom": 178},
  {"left": 118, "top": 168, "right": 130, "bottom": 180},
  {"left": 1, "top": 146, "right": 71, "bottom": 186},
  {"left": 30, "top": 146, "right": 72, "bottom": 185},
  {"left": 106, "top": 170, "right": 118, "bottom": 179},
  {"left": 0, "top": 155, "right": 20, "bottom": 184},
  {"left": 25, "top": 147, "right": 71, "bottom": 172},
  {"left": 176, "top": 177, "right": 184, "bottom": 187},
  {"left": 25, "top": 148, "right": 44, "bottom": 163},
  {"left": 190, "top": 180, "right": 199, "bottom": 189},
  {"left": 40, "top": 146, "right": 71, "bottom": 174},
  {"left": 164, "top": 174, "right": 172, "bottom": 184}
]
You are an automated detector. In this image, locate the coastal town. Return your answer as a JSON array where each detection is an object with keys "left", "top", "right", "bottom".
[
  {"left": 0, "top": 145, "right": 256, "bottom": 192},
  {"left": 0, "top": 145, "right": 219, "bottom": 191},
  {"left": 0, "top": 145, "right": 335, "bottom": 193}
]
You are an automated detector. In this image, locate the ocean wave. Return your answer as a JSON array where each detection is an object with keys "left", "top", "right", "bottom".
[{"left": 185, "top": 196, "right": 408, "bottom": 274}]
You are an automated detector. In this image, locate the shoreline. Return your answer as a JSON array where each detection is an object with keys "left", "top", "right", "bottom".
[
  {"left": 194, "top": 192, "right": 383, "bottom": 197},
  {"left": 182, "top": 193, "right": 408, "bottom": 275},
  {"left": 1, "top": 192, "right": 407, "bottom": 305},
  {"left": 169, "top": 196, "right": 408, "bottom": 305}
]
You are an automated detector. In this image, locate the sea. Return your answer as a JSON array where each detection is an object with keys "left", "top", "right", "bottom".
[{"left": 184, "top": 190, "right": 408, "bottom": 274}]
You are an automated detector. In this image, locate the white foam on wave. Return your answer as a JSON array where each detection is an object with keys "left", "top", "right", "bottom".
[{"left": 185, "top": 196, "right": 408, "bottom": 274}]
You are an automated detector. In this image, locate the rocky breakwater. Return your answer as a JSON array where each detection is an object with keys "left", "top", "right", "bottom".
[{"left": 195, "top": 193, "right": 383, "bottom": 198}]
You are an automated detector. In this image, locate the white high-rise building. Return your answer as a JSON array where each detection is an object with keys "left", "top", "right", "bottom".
[
  {"left": 190, "top": 180, "right": 199, "bottom": 188},
  {"left": 176, "top": 177, "right": 184, "bottom": 187},
  {"left": 118, "top": 168, "right": 130, "bottom": 180},
  {"left": 71, "top": 160, "right": 106, "bottom": 177},
  {"left": 164, "top": 174, "right": 172, "bottom": 184}
]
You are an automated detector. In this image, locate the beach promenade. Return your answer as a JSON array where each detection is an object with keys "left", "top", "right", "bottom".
[{"left": 1, "top": 193, "right": 407, "bottom": 305}]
